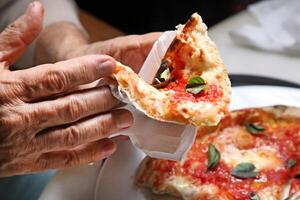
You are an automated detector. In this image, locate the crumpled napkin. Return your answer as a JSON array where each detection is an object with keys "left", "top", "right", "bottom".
[
  {"left": 230, "top": 0, "right": 300, "bottom": 55},
  {"left": 111, "top": 31, "right": 197, "bottom": 161}
]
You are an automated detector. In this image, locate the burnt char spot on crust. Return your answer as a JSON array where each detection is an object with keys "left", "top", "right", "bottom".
[
  {"left": 119, "top": 79, "right": 129, "bottom": 88},
  {"left": 273, "top": 105, "right": 288, "bottom": 112},
  {"left": 163, "top": 38, "right": 186, "bottom": 71},
  {"left": 165, "top": 14, "right": 199, "bottom": 56},
  {"left": 168, "top": 37, "right": 183, "bottom": 53},
  {"left": 163, "top": 14, "right": 200, "bottom": 65},
  {"left": 154, "top": 59, "right": 172, "bottom": 80},
  {"left": 182, "top": 108, "right": 188, "bottom": 114},
  {"left": 182, "top": 15, "right": 198, "bottom": 35},
  {"left": 135, "top": 157, "right": 153, "bottom": 186}
]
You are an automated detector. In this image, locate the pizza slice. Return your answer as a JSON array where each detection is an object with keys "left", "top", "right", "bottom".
[
  {"left": 113, "top": 13, "right": 231, "bottom": 126},
  {"left": 136, "top": 106, "right": 300, "bottom": 200}
]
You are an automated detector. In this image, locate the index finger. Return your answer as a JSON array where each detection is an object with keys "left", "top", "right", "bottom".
[
  {"left": 15, "top": 54, "right": 116, "bottom": 101},
  {"left": 0, "top": 2, "right": 44, "bottom": 68}
]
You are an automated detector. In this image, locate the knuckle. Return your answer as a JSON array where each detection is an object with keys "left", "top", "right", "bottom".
[
  {"left": 44, "top": 69, "right": 69, "bottom": 93},
  {"left": 0, "top": 74, "right": 24, "bottom": 103},
  {"left": 21, "top": 111, "right": 32, "bottom": 127},
  {"left": 76, "top": 62, "right": 89, "bottom": 81},
  {"left": 3, "top": 24, "right": 24, "bottom": 45},
  {"left": 30, "top": 104, "right": 55, "bottom": 128},
  {"left": 64, "top": 126, "right": 81, "bottom": 147},
  {"left": 100, "top": 87, "right": 117, "bottom": 108},
  {"left": 35, "top": 156, "right": 49, "bottom": 170},
  {"left": 95, "top": 115, "right": 113, "bottom": 137},
  {"left": 63, "top": 151, "right": 80, "bottom": 167},
  {"left": 0, "top": 117, "right": 17, "bottom": 142},
  {"left": 64, "top": 96, "right": 84, "bottom": 122},
  {"left": 21, "top": 142, "right": 35, "bottom": 155}
]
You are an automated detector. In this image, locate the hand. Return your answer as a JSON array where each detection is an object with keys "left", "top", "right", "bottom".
[
  {"left": 66, "top": 33, "right": 161, "bottom": 72},
  {"left": 34, "top": 21, "right": 161, "bottom": 72},
  {"left": 0, "top": 2, "right": 133, "bottom": 177}
]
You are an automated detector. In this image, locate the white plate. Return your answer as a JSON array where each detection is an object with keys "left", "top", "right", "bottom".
[{"left": 94, "top": 85, "right": 300, "bottom": 200}]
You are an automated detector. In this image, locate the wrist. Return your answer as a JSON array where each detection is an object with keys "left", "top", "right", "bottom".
[{"left": 34, "top": 21, "right": 89, "bottom": 64}]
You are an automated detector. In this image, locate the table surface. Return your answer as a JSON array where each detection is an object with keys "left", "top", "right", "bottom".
[
  {"left": 39, "top": 10, "right": 300, "bottom": 200},
  {"left": 209, "top": 11, "right": 300, "bottom": 85}
]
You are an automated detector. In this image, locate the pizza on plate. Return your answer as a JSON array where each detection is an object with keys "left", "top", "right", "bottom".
[
  {"left": 136, "top": 106, "right": 300, "bottom": 200},
  {"left": 113, "top": 13, "right": 231, "bottom": 127}
]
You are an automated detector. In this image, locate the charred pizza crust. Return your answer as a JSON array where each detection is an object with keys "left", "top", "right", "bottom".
[
  {"left": 113, "top": 13, "right": 231, "bottom": 127},
  {"left": 136, "top": 106, "right": 300, "bottom": 200}
]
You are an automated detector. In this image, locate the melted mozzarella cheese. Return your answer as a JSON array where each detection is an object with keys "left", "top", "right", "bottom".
[{"left": 215, "top": 127, "right": 284, "bottom": 171}]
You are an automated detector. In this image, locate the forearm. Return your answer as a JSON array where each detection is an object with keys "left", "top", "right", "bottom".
[{"left": 34, "top": 21, "right": 89, "bottom": 64}]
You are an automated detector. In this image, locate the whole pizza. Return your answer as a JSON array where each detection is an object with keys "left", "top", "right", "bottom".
[{"left": 136, "top": 106, "right": 300, "bottom": 200}]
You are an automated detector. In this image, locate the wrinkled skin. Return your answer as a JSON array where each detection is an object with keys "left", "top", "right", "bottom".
[
  {"left": 65, "top": 32, "right": 161, "bottom": 73},
  {"left": 0, "top": 2, "right": 136, "bottom": 177}
]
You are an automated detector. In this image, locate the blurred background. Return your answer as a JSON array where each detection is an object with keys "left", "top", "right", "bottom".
[
  {"left": 75, "top": 0, "right": 300, "bottom": 88},
  {"left": 76, "top": 0, "right": 259, "bottom": 34}
]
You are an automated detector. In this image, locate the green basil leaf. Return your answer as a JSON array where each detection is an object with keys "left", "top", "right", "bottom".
[
  {"left": 207, "top": 144, "right": 220, "bottom": 170},
  {"left": 232, "top": 171, "right": 258, "bottom": 179},
  {"left": 234, "top": 162, "right": 256, "bottom": 171},
  {"left": 160, "top": 68, "right": 171, "bottom": 82},
  {"left": 245, "top": 123, "right": 265, "bottom": 135},
  {"left": 231, "top": 162, "right": 258, "bottom": 179},
  {"left": 286, "top": 159, "right": 297, "bottom": 169},
  {"left": 187, "top": 76, "right": 205, "bottom": 86},
  {"left": 185, "top": 76, "right": 206, "bottom": 95},
  {"left": 186, "top": 85, "right": 208, "bottom": 95},
  {"left": 250, "top": 192, "right": 260, "bottom": 200}
]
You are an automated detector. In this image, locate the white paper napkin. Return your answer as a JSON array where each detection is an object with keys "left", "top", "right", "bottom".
[
  {"left": 111, "top": 31, "right": 197, "bottom": 161},
  {"left": 230, "top": 0, "right": 300, "bottom": 55}
]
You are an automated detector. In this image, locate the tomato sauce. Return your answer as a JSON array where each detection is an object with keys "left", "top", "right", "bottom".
[
  {"left": 264, "top": 169, "right": 289, "bottom": 184},
  {"left": 180, "top": 146, "right": 263, "bottom": 199},
  {"left": 163, "top": 42, "right": 223, "bottom": 104},
  {"left": 150, "top": 109, "right": 300, "bottom": 199},
  {"left": 165, "top": 80, "right": 223, "bottom": 104}
]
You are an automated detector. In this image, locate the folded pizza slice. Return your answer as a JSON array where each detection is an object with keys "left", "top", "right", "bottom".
[
  {"left": 113, "top": 13, "right": 231, "bottom": 126},
  {"left": 136, "top": 106, "right": 300, "bottom": 200}
]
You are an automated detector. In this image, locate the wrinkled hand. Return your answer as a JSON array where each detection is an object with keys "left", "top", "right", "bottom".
[
  {"left": 0, "top": 2, "right": 133, "bottom": 177},
  {"left": 66, "top": 32, "right": 161, "bottom": 72}
]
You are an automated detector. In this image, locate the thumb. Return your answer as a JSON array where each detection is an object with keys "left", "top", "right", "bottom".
[{"left": 0, "top": 1, "right": 44, "bottom": 69}]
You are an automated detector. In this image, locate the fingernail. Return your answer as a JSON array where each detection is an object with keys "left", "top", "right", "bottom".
[
  {"left": 26, "top": 1, "right": 40, "bottom": 16},
  {"left": 112, "top": 135, "right": 130, "bottom": 142},
  {"left": 103, "top": 151, "right": 114, "bottom": 159},
  {"left": 102, "top": 140, "right": 115, "bottom": 149},
  {"left": 99, "top": 60, "right": 116, "bottom": 75},
  {"left": 26, "top": 2, "right": 36, "bottom": 13},
  {"left": 102, "top": 140, "right": 116, "bottom": 157},
  {"left": 114, "top": 110, "right": 133, "bottom": 129}
]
